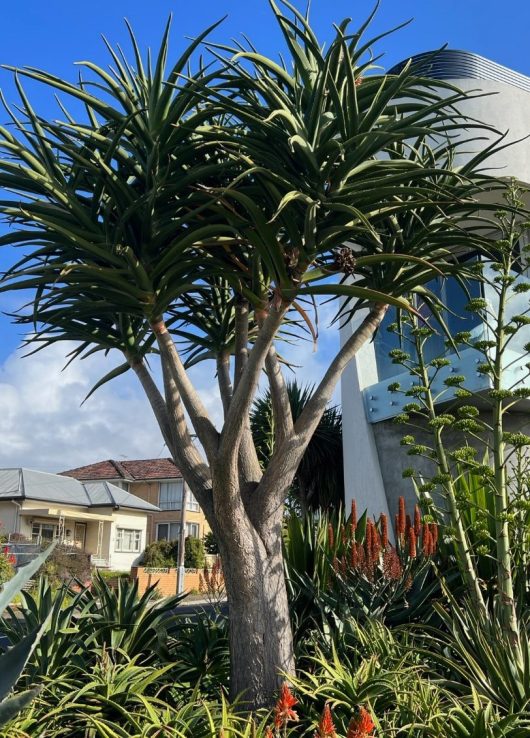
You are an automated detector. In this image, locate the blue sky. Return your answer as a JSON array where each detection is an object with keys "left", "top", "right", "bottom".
[{"left": 0, "top": 0, "right": 528, "bottom": 471}]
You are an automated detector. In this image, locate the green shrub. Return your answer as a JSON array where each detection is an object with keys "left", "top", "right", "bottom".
[
  {"left": 0, "top": 552, "right": 15, "bottom": 585},
  {"left": 185, "top": 536, "right": 205, "bottom": 569},
  {"left": 142, "top": 540, "right": 178, "bottom": 567},
  {"left": 38, "top": 544, "right": 91, "bottom": 588}
]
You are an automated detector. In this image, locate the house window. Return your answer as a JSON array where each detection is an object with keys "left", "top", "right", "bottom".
[
  {"left": 186, "top": 522, "right": 200, "bottom": 538},
  {"left": 115, "top": 528, "right": 142, "bottom": 553},
  {"left": 156, "top": 522, "right": 181, "bottom": 541},
  {"left": 31, "top": 522, "right": 57, "bottom": 543},
  {"left": 186, "top": 492, "right": 200, "bottom": 512},
  {"left": 159, "top": 481, "right": 183, "bottom": 510},
  {"left": 374, "top": 273, "right": 483, "bottom": 382}
]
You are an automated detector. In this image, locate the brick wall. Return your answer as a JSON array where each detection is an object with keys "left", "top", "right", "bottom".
[{"left": 131, "top": 566, "right": 205, "bottom": 596}]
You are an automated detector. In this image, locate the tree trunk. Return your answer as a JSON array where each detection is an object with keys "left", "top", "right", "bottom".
[{"left": 214, "top": 501, "right": 294, "bottom": 709}]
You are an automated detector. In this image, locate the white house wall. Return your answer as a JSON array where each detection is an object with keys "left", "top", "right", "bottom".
[
  {"left": 341, "top": 309, "right": 390, "bottom": 519},
  {"left": 107, "top": 509, "right": 148, "bottom": 571}
]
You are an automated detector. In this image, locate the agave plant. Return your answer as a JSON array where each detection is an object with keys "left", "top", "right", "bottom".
[{"left": 0, "top": 543, "right": 56, "bottom": 726}]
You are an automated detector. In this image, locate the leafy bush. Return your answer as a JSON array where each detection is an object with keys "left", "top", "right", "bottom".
[
  {"left": 0, "top": 552, "right": 15, "bottom": 585},
  {"left": 203, "top": 531, "right": 219, "bottom": 555},
  {"left": 185, "top": 536, "right": 205, "bottom": 569},
  {"left": 38, "top": 544, "right": 91, "bottom": 588},
  {"left": 142, "top": 539, "right": 178, "bottom": 567}
]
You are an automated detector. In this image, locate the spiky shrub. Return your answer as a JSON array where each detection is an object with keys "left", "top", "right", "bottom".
[
  {"left": 0, "top": 543, "right": 56, "bottom": 726},
  {"left": 284, "top": 500, "right": 441, "bottom": 641},
  {"left": 388, "top": 188, "right": 530, "bottom": 652}
]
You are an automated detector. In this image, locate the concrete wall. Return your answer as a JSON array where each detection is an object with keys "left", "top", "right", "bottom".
[{"left": 372, "top": 410, "right": 530, "bottom": 518}]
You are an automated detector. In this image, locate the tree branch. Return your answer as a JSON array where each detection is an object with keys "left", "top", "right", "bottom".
[
  {"left": 152, "top": 320, "right": 220, "bottom": 462},
  {"left": 253, "top": 303, "right": 388, "bottom": 521},
  {"left": 130, "top": 357, "right": 213, "bottom": 507},
  {"left": 265, "top": 344, "right": 293, "bottom": 448},
  {"left": 217, "top": 352, "right": 233, "bottom": 417},
  {"left": 234, "top": 299, "right": 249, "bottom": 389},
  {"left": 218, "top": 303, "right": 286, "bottom": 465}
]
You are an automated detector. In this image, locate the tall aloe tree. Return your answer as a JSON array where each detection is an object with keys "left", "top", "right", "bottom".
[{"left": 0, "top": 1, "right": 504, "bottom": 707}]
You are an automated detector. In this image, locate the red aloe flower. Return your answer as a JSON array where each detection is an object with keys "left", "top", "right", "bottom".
[
  {"left": 316, "top": 703, "right": 336, "bottom": 738},
  {"left": 265, "top": 726, "right": 274, "bottom": 738},
  {"left": 414, "top": 505, "right": 422, "bottom": 536},
  {"left": 273, "top": 683, "right": 299, "bottom": 729},
  {"left": 430, "top": 523, "right": 439, "bottom": 551},
  {"left": 380, "top": 514, "right": 388, "bottom": 549},
  {"left": 328, "top": 523, "right": 335, "bottom": 549},
  {"left": 371, "top": 525, "right": 381, "bottom": 561},
  {"left": 408, "top": 528, "right": 417, "bottom": 558},
  {"left": 351, "top": 500, "right": 358, "bottom": 532},
  {"left": 422, "top": 523, "right": 432, "bottom": 557},
  {"left": 365, "top": 519, "right": 374, "bottom": 559},
  {"left": 383, "top": 546, "right": 402, "bottom": 580},
  {"left": 405, "top": 514, "right": 412, "bottom": 537},
  {"left": 397, "top": 497, "right": 406, "bottom": 539},
  {"left": 346, "top": 707, "right": 375, "bottom": 738}
]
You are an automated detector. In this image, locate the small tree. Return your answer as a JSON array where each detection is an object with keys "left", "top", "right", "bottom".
[
  {"left": 0, "top": 3, "right": 504, "bottom": 707},
  {"left": 184, "top": 536, "right": 206, "bottom": 569},
  {"left": 251, "top": 381, "right": 344, "bottom": 512}
]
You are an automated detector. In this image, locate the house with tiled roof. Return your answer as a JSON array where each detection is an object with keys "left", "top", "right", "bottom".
[
  {"left": 61, "top": 458, "right": 209, "bottom": 546},
  {"left": 0, "top": 468, "right": 160, "bottom": 570}
]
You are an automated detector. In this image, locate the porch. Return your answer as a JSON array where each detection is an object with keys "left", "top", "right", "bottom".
[{"left": 15, "top": 507, "right": 114, "bottom": 567}]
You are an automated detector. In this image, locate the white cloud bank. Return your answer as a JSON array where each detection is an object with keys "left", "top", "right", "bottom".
[{"left": 0, "top": 321, "right": 340, "bottom": 473}]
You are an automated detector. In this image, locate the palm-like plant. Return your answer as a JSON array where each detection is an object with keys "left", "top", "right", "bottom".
[
  {"left": 251, "top": 381, "right": 344, "bottom": 512},
  {"left": 0, "top": 1, "right": 505, "bottom": 707}
]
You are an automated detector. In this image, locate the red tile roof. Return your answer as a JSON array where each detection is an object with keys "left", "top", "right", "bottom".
[{"left": 61, "top": 458, "right": 183, "bottom": 481}]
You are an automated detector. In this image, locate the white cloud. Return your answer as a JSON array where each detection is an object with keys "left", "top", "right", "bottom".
[{"left": 0, "top": 315, "right": 342, "bottom": 474}]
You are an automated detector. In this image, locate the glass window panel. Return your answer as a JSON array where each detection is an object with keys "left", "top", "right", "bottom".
[
  {"left": 115, "top": 528, "right": 142, "bottom": 552},
  {"left": 159, "top": 481, "right": 183, "bottom": 510},
  {"left": 186, "top": 493, "right": 200, "bottom": 512}
]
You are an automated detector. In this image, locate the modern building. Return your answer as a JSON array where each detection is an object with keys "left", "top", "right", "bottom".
[
  {"left": 341, "top": 50, "right": 530, "bottom": 519},
  {"left": 61, "top": 458, "right": 210, "bottom": 545},
  {"left": 0, "top": 467, "right": 159, "bottom": 570}
]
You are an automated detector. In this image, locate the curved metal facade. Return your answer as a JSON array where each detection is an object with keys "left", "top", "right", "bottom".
[{"left": 389, "top": 49, "right": 530, "bottom": 93}]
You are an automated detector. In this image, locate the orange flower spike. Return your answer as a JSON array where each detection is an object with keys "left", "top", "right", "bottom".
[
  {"left": 264, "top": 727, "right": 274, "bottom": 738},
  {"left": 430, "top": 523, "right": 439, "bottom": 551},
  {"left": 422, "top": 523, "right": 432, "bottom": 557},
  {"left": 365, "top": 520, "right": 373, "bottom": 559},
  {"left": 405, "top": 514, "right": 412, "bottom": 536},
  {"left": 346, "top": 707, "right": 375, "bottom": 738},
  {"left": 316, "top": 703, "right": 336, "bottom": 738},
  {"left": 371, "top": 525, "right": 381, "bottom": 561},
  {"left": 351, "top": 500, "right": 358, "bottom": 530},
  {"left": 341, "top": 525, "right": 347, "bottom": 547},
  {"left": 408, "top": 528, "right": 417, "bottom": 558},
  {"left": 332, "top": 555, "right": 339, "bottom": 573},
  {"left": 273, "top": 683, "right": 299, "bottom": 729},
  {"left": 397, "top": 497, "right": 406, "bottom": 539},
  {"left": 351, "top": 541, "right": 358, "bottom": 568},
  {"left": 328, "top": 523, "right": 335, "bottom": 550},
  {"left": 380, "top": 514, "right": 388, "bottom": 549},
  {"left": 414, "top": 506, "right": 422, "bottom": 537}
]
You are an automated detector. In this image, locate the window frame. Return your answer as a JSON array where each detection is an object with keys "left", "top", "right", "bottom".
[
  {"left": 156, "top": 522, "right": 181, "bottom": 542},
  {"left": 158, "top": 480, "right": 184, "bottom": 511},
  {"left": 115, "top": 527, "right": 142, "bottom": 553}
]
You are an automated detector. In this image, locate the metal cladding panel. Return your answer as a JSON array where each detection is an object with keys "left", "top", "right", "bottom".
[
  {"left": 0, "top": 469, "right": 21, "bottom": 498},
  {"left": 21, "top": 469, "right": 89, "bottom": 506},
  {"left": 83, "top": 482, "right": 112, "bottom": 506},
  {"left": 389, "top": 49, "right": 530, "bottom": 92}
]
